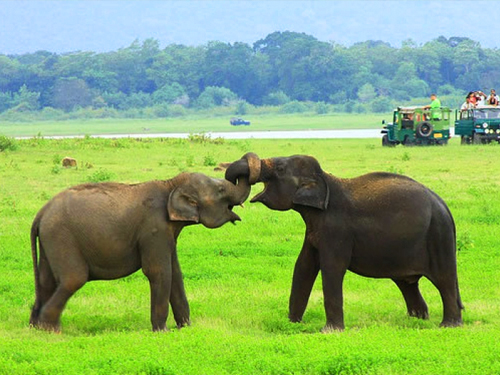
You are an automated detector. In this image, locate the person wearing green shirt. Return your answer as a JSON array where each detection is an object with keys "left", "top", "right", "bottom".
[{"left": 424, "top": 93, "right": 441, "bottom": 119}]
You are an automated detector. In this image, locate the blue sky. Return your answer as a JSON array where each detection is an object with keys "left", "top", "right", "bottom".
[{"left": 1, "top": 1, "right": 500, "bottom": 54}]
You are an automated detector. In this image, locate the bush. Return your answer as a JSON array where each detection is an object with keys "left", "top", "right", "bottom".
[
  {"left": 87, "top": 169, "right": 115, "bottom": 183},
  {"left": 344, "top": 101, "right": 355, "bottom": 113},
  {"left": 150, "top": 104, "right": 170, "bottom": 118},
  {"left": 168, "top": 104, "right": 187, "bottom": 117},
  {"left": 152, "top": 83, "right": 186, "bottom": 104},
  {"left": 315, "top": 101, "right": 330, "bottom": 114},
  {"left": 236, "top": 101, "right": 248, "bottom": 115},
  {"left": 354, "top": 103, "right": 367, "bottom": 113},
  {"left": 203, "top": 154, "right": 217, "bottom": 166},
  {"left": 195, "top": 86, "right": 238, "bottom": 109},
  {"left": 280, "top": 100, "right": 309, "bottom": 114},
  {"left": 262, "top": 91, "right": 290, "bottom": 106},
  {"left": 38, "top": 107, "right": 65, "bottom": 121},
  {"left": 0, "top": 134, "right": 18, "bottom": 152},
  {"left": 371, "top": 97, "right": 393, "bottom": 113}
]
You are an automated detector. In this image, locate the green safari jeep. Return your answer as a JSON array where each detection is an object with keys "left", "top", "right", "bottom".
[
  {"left": 454, "top": 106, "right": 500, "bottom": 144},
  {"left": 381, "top": 106, "right": 452, "bottom": 146}
]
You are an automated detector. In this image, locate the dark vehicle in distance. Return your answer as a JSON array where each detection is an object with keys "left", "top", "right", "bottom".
[
  {"left": 455, "top": 106, "right": 500, "bottom": 144},
  {"left": 230, "top": 117, "right": 251, "bottom": 126},
  {"left": 381, "top": 106, "right": 452, "bottom": 146}
]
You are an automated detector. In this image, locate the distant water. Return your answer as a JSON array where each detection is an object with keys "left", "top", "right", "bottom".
[{"left": 18, "top": 129, "right": 383, "bottom": 140}]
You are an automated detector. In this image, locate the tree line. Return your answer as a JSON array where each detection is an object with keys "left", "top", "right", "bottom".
[{"left": 0, "top": 31, "right": 497, "bottom": 118}]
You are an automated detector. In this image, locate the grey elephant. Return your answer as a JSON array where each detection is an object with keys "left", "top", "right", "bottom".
[
  {"left": 225, "top": 153, "right": 463, "bottom": 332},
  {"left": 30, "top": 168, "right": 255, "bottom": 332}
]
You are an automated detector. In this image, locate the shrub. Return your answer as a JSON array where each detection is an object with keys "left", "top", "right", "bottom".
[
  {"left": 203, "top": 154, "right": 217, "bottom": 166},
  {"left": 150, "top": 104, "right": 170, "bottom": 118},
  {"left": 0, "top": 134, "right": 18, "bottom": 151},
  {"left": 354, "top": 103, "right": 367, "bottom": 113},
  {"left": 169, "top": 104, "right": 187, "bottom": 117},
  {"left": 87, "top": 169, "right": 115, "bottom": 183},
  {"left": 315, "top": 101, "right": 330, "bottom": 114},
  {"left": 263, "top": 91, "right": 290, "bottom": 106},
  {"left": 371, "top": 97, "right": 393, "bottom": 113},
  {"left": 195, "top": 86, "right": 238, "bottom": 109},
  {"left": 152, "top": 83, "right": 186, "bottom": 104},
  {"left": 280, "top": 100, "right": 309, "bottom": 114},
  {"left": 236, "top": 101, "right": 248, "bottom": 115},
  {"left": 39, "top": 107, "right": 65, "bottom": 121}
]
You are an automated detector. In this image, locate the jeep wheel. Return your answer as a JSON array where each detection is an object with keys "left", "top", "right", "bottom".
[
  {"left": 382, "top": 135, "right": 395, "bottom": 147},
  {"left": 473, "top": 133, "right": 484, "bottom": 144},
  {"left": 416, "top": 121, "right": 433, "bottom": 137},
  {"left": 461, "top": 136, "right": 472, "bottom": 145},
  {"left": 402, "top": 136, "right": 414, "bottom": 146}
]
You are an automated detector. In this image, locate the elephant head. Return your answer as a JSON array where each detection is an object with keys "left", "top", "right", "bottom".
[
  {"left": 168, "top": 172, "right": 252, "bottom": 228},
  {"left": 225, "top": 153, "right": 329, "bottom": 211}
]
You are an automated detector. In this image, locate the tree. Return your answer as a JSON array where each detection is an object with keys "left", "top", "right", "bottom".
[
  {"left": 147, "top": 44, "right": 204, "bottom": 100},
  {"left": 357, "top": 83, "right": 377, "bottom": 103},
  {"left": 51, "top": 78, "right": 92, "bottom": 111},
  {"left": 0, "top": 55, "right": 20, "bottom": 92},
  {"left": 12, "top": 84, "right": 40, "bottom": 110},
  {"left": 195, "top": 86, "right": 238, "bottom": 108},
  {"left": 152, "top": 83, "right": 186, "bottom": 104}
]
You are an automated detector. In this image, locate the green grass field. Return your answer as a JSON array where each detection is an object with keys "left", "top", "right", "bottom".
[
  {"left": 0, "top": 113, "right": 387, "bottom": 137},
  {"left": 1, "top": 135, "right": 499, "bottom": 374}
]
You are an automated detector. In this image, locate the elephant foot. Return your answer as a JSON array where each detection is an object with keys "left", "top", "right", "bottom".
[
  {"left": 152, "top": 326, "right": 170, "bottom": 332},
  {"left": 408, "top": 309, "right": 429, "bottom": 320},
  {"left": 176, "top": 319, "right": 191, "bottom": 329},
  {"left": 288, "top": 315, "right": 303, "bottom": 323},
  {"left": 33, "top": 321, "right": 61, "bottom": 333},
  {"left": 440, "top": 318, "right": 463, "bottom": 328},
  {"left": 320, "top": 323, "right": 344, "bottom": 333}
]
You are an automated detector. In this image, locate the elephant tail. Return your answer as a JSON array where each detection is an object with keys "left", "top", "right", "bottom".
[{"left": 29, "top": 213, "right": 42, "bottom": 326}]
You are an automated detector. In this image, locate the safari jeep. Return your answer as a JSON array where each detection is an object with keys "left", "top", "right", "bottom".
[
  {"left": 381, "top": 106, "right": 452, "bottom": 146},
  {"left": 455, "top": 106, "right": 500, "bottom": 144}
]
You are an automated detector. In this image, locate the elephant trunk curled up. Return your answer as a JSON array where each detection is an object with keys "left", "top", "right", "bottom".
[{"left": 225, "top": 152, "right": 262, "bottom": 185}]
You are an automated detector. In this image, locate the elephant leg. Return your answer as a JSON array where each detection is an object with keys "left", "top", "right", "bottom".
[
  {"left": 318, "top": 245, "right": 348, "bottom": 332},
  {"left": 170, "top": 249, "right": 190, "bottom": 328},
  {"left": 428, "top": 275, "right": 463, "bottom": 327},
  {"left": 30, "top": 253, "right": 57, "bottom": 326},
  {"left": 288, "top": 240, "right": 320, "bottom": 323},
  {"left": 392, "top": 278, "right": 429, "bottom": 319},
  {"left": 142, "top": 243, "right": 173, "bottom": 331},
  {"left": 320, "top": 267, "right": 346, "bottom": 332},
  {"left": 37, "top": 272, "right": 88, "bottom": 332},
  {"left": 146, "top": 274, "right": 172, "bottom": 331}
]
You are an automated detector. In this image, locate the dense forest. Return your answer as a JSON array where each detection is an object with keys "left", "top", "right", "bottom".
[{"left": 0, "top": 31, "right": 497, "bottom": 119}]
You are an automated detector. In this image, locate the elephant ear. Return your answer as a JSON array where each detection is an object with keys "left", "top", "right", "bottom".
[
  {"left": 292, "top": 174, "right": 329, "bottom": 210},
  {"left": 167, "top": 187, "right": 200, "bottom": 223}
]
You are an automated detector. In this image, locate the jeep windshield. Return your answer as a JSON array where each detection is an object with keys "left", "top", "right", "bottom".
[{"left": 472, "top": 108, "right": 500, "bottom": 119}]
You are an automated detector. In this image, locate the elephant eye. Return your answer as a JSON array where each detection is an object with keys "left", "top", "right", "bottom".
[
  {"left": 218, "top": 186, "right": 225, "bottom": 194},
  {"left": 300, "top": 178, "right": 316, "bottom": 188},
  {"left": 276, "top": 165, "right": 285, "bottom": 173},
  {"left": 187, "top": 197, "right": 197, "bottom": 206}
]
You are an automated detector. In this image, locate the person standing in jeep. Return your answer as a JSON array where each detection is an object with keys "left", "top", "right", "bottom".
[
  {"left": 487, "top": 89, "right": 499, "bottom": 106},
  {"left": 424, "top": 93, "right": 441, "bottom": 110},
  {"left": 424, "top": 94, "right": 441, "bottom": 120}
]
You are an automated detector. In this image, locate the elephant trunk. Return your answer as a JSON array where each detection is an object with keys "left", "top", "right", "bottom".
[
  {"left": 225, "top": 174, "right": 252, "bottom": 205},
  {"left": 225, "top": 152, "right": 262, "bottom": 185}
]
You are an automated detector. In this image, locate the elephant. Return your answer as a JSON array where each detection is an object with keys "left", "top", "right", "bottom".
[
  {"left": 225, "top": 153, "right": 463, "bottom": 332},
  {"left": 29, "top": 169, "right": 254, "bottom": 332}
]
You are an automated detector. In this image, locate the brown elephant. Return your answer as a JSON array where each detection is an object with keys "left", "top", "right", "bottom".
[
  {"left": 30, "top": 169, "right": 254, "bottom": 332},
  {"left": 225, "top": 153, "right": 463, "bottom": 332}
]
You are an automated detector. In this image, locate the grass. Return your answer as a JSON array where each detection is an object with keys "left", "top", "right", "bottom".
[
  {"left": 1, "top": 135, "right": 499, "bottom": 374},
  {"left": 0, "top": 112, "right": 388, "bottom": 137}
]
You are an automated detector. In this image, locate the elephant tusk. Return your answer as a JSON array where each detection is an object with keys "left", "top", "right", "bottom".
[{"left": 239, "top": 203, "right": 245, "bottom": 208}]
